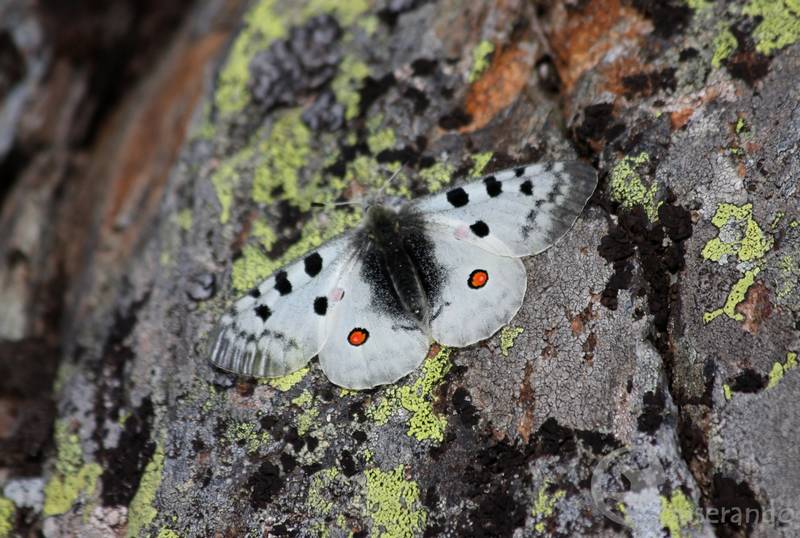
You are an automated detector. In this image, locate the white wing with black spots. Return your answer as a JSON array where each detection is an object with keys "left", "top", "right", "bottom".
[
  {"left": 413, "top": 161, "right": 597, "bottom": 257},
  {"left": 318, "top": 255, "right": 432, "bottom": 390},
  {"left": 209, "top": 236, "right": 353, "bottom": 377}
]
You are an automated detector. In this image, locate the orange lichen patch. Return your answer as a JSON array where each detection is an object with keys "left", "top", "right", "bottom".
[
  {"left": 670, "top": 107, "right": 694, "bottom": 130},
  {"left": 736, "top": 281, "right": 772, "bottom": 335},
  {"left": 462, "top": 43, "right": 534, "bottom": 132},
  {"left": 99, "top": 31, "right": 227, "bottom": 248},
  {"left": 548, "top": 0, "right": 652, "bottom": 93}
]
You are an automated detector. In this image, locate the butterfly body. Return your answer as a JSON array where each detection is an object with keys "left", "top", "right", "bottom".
[{"left": 210, "top": 161, "right": 598, "bottom": 389}]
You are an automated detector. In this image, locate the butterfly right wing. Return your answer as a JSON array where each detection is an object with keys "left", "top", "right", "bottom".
[
  {"left": 317, "top": 252, "right": 432, "bottom": 390},
  {"left": 209, "top": 236, "right": 354, "bottom": 378},
  {"left": 412, "top": 161, "right": 597, "bottom": 257}
]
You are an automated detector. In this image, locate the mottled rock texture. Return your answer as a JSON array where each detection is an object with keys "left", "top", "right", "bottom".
[{"left": 0, "top": 0, "right": 798, "bottom": 537}]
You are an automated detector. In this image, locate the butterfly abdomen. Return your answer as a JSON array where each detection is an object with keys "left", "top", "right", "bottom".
[{"left": 360, "top": 206, "right": 440, "bottom": 327}]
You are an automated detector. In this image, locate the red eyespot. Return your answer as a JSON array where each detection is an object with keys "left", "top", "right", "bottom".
[
  {"left": 468, "top": 269, "right": 488, "bottom": 289},
  {"left": 347, "top": 327, "right": 369, "bottom": 346}
]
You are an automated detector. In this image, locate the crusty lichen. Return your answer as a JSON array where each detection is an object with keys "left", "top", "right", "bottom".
[
  {"left": 0, "top": 497, "right": 15, "bottom": 538},
  {"left": 659, "top": 490, "right": 696, "bottom": 538},
  {"left": 469, "top": 151, "right": 494, "bottom": 177},
  {"left": 743, "top": 0, "right": 800, "bottom": 55},
  {"left": 267, "top": 367, "right": 310, "bottom": 391},
  {"left": 42, "top": 420, "right": 102, "bottom": 517},
  {"left": 468, "top": 40, "right": 495, "bottom": 83},
  {"left": 712, "top": 27, "right": 738, "bottom": 68},
  {"left": 701, "top": 203, "right": 773, "bottom": 263},
  {"left": 609, "top": 152, "right": 661, "bottom": 222},
  {"left": 704, "top": 267, "right": 760, "bottom": 323},
  {"left": 367, "top": 347, "right": 452, "bottom": 442},
  {"left": 364, "top": 465, "right": 427, "bottom": 538},
  {"left": 766, "top": 351, "right": 798, "bottom": 389},
  {"left": 531, "top": 483, "right": 565, "bottom": 533},
  {"left": 499, "top": 326, "right": 524, "bottom": 357},
  {"left": 127, "top": 442, "right": 165, "bottom": 538},
  {"left": 226, "top": 421, "right": 270, "bottom": 454}
]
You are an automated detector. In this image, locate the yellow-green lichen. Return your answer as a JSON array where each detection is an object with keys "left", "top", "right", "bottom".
[
  {"left": 367, "top": 347, "right": 452, "bottom": 442},
  {"left": 211, "top": 144, "right": 255, "bottom": 224},
  {"left": 468, "top": 40, "right": 495, "bottom": 83},
  {"left": 609, "top": 152, "right": 661, "bottom": 221},
  {"left": 43, "top": 421, "right": 102, "bottom": 517},
  {"left": 127, "top": 443, "right": 165, "bottom": 538},
  {"left": 735, "top": 117, "right": 749, "bottom": 134},
  {"left": 723, "top": 383, "right": 733, "bottom": 400},
  {"left": 251, "top": 219, "right": 278, "bottom": 250},
  {"left": 701, "top": 203, "right": 773, "bottom": 263},
  {"left": 267, "top": 367, "right": 310, "bottom": 391},
  {"left": 686, "top": 0, "right": 713, "bottom": 10},
  {"left": 214, "top": 0, "right": 287, "bottom": 116},
  {"left": 293, "top": 391, "right": 320, "bottom": 436},
  {"left": 743, "top": 0, "right": 800, "bottom": 55},
  {"left": 712, "top": 27, "right": 738, "bottom": 68},
  {"left": 499, "top": 326, "right": 525, "bottom": 357},
  {"left": 766, "top": 351, "right": 798, "bottom": 389},
  {"left": 704, "top": 267, "right": 760, "bottom": 323},
  {"left": 777, "top": 254, "right": 799, "bottom": 299},
  {"left": 470, "top": 151, "right": 494, "bottom": 177},
  {"left": 332, "top": 55, "right": 370, "bottom": 120},
  {"left": 660, "top": 490, "right": 696, "bottom": 538},
  {"left": 231, "top": 208, "right": 361, "bottom": 292},
  {"left": 307, "top": 467, "right": 340, "bottom": 516},
  {"left": 252, "top": 109, "right": 312, "bottom": 205},
  {"left": 0, "top": 497, "right": 15, "bottom": 538},
  {"left": 364, "top": 465, "right": 427, "bottom": 538},
  {"left": 419, "top": 162, "right": 456, "bottom": 193},
  {"left": 366, "top": 116, "right": 397, "bottom": 155},
  {"left": 531, "top": 483, "right": 566, "bottom": 533},
  {"left": 175, "top": 209, "right": 193, "bottom": 231},
  {"left": 226, "top": 422, "right": 270, "bottom": 453},
  {"left": 302, "top": 0, "right": 370, "bottom": 26},
  {"left": 157, "top": 529, "right": 180, "bottom": 538}
]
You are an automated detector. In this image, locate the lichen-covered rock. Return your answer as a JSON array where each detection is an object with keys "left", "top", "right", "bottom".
[{"left": 1, "top": 0, "right": 799, "bottom": 537}]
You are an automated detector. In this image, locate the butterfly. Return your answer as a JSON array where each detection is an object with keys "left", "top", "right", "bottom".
[{"left": 209, "top": 161, "right": 598, "bottom": 389}]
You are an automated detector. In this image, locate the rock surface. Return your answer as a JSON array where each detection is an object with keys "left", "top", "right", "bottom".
[{"left": 0, "top": 0, "right": 798, "bottom": 537}]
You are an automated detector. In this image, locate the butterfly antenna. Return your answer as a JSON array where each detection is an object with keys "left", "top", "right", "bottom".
[{"left": 376, "top": 167, "right": 403, "bottom": 198}]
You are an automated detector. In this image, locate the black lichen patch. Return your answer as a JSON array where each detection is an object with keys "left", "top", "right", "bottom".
[
  {"left": 340, "top": 449, "right": 358, "bottom": 477},
  {"left": 248, "top": 461, "right": 284, "bottom": 509},
  {"left": 279, "top": 452, "right": 297, "bottom": 474},
  {"left": 628, "top": 0, "right": 692, "bottom": 39},
  {"left": 358, "top": 73, "right": 396, "bottom": 118},
  {"left": 724, "top": 21, "right": 771, "bottom": 86},
  {"left": 637, "top": 389, "right": 666, "bottom": 434},
  {"left": 452, "top": 387, "right": 479, "bottom": 427},
  {"left": 535, "top": 417, "right": 577, "bottom": 457},
  {"left": 572, "top": 103, "right": 626, "bottom": 156},
  {"left": 100, "top": 398, "right": 155, "bottom": 506},
  {"left": 411, "top": 57, "right": 438, "bottom": 76},
  {"left": 622, "top": 68, "right": 677, "bottom": 98},
  {"left": 248, "top": 14, "right": 342, "bottom": 112},
  {"left": 728, "top": 368, "right": 767, "bottom": 394},
  {"left": 710, "top": 475, "right": 762, "bottom": 537},
  {"left": 438, "top": 108, "right": 472, "bottom": 130}
]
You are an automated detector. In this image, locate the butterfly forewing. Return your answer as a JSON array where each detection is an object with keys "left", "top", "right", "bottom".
[
  {"left": 209, "top": 237, "right": 354, "bottom": 377},
  {"left": 413, "top": 161, "right": 598, "bottom": 257}
]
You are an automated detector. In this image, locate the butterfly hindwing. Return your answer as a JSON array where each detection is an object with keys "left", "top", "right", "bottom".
[
  {"left": 318, "top": 255, "right": 431, "bottom": 390},
  {"left": 209, "top": 237, "right": 353, "bottom": 377},
  {"left": 413, "top": 161, "right": 597, "bottom": 257},
  {"left": 423, "top": 225, "right": 527, "bottom": 347}
]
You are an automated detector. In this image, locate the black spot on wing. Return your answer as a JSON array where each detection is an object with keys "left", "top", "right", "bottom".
[
  {"left": 484, "top": 176, "right": 502, "bottom": 197},
  {"left": 446, "top": 187, "right": 469, "bottom": 207},
  {"left": 274, "top": 270, "right": 292, "bottom": 295},
  {"left": 520, "top": 180, "right": 533, "bottom": 196},
  {"left": 255, "top": 304, "right": 271, "bottom": 322},
  {"left": 313, "top": 296, "right": 328, "bottom": 316},
  {"left": 514, "top": 167, "right": 526, "bottom": 177},
  {"left": 470, "top": 220, "right": 489, "bottom": 237},
  {"left": 304, "top": 252, "right": 323, "bottom": 277}
]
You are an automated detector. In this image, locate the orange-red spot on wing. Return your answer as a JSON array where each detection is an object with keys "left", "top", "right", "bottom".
[
  {"left": 347, "top": 327, "right": 369, "bottom": 346},
  {"left": 468, "top": 269, "right": 489, "bottom": 289}
]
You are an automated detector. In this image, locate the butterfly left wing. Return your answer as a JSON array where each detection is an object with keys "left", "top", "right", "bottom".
[
  {"left": 317, "top": 253, "right": 432, "bottom": 390},
  {"left": 209, "top": 237, "right": 353, "bottom": 378},
  {"left": 412, "top": 161, "right": 597, "bottom": 257}
]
